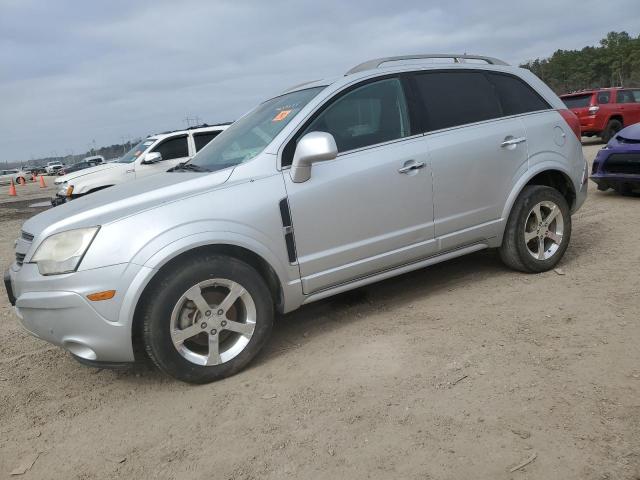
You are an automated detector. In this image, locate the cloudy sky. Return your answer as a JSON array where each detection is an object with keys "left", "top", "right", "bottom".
[{"left": 1, "top": 0, "right": 639, "bottom": 163}]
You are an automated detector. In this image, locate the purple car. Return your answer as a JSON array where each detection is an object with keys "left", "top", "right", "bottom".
[{"left": 591, "top": 122, "right": 640, "bottom": 195}]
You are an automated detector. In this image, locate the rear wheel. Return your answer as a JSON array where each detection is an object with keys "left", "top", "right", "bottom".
[
  {"left": 601, "top": 119, "right": 622, "bottom": 143},
  {"left": 141, "top": 254, "right": 274, "bottom": 383},
  {"left": 499, "top": 186, "right": 571, "bottom": 273}
]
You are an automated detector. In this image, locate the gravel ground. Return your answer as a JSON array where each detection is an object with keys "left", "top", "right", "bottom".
[{"left": 0, "top": 145, "right": 638, "bottom": 479}]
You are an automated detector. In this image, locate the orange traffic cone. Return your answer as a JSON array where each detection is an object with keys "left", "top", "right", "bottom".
[
  {"left": 8, "top": 178, "right": 17, "bottom": 196},
  {"left": 39, "top": 175, "right": 47, "bottom": 188}
]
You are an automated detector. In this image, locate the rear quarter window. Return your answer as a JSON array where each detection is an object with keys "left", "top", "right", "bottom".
[{"left": 486, "top": 73, "right": 550, "bottom": 115}]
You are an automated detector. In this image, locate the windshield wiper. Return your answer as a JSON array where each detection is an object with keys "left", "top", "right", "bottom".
[{"left": 168, "top": 163, "right": 211, "bottom": 173}]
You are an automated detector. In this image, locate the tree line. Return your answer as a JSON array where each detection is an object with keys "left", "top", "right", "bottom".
[{"left": 520, "top": 31, "right": 640, "bottom": 94}]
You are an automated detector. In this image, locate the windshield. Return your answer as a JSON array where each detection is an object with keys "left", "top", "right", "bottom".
[
  {"left": 190, "top": 86, "right": 325, "bottom": 171},
  {"left": 118, "top": 138, "right": 156, "bottom": 164},
  {"left": 561, "top": 94, "right": 592, "bottom": 109}
]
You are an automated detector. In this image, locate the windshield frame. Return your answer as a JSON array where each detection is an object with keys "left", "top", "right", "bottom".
[
  {"left": 187, "top": 86, "right": 327, "bottom": 173},
  {"left": 117, "top": 138, "right": 158, "bottom": 164}
]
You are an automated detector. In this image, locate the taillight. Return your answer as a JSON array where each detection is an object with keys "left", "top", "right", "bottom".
[
  {"left": 588, "top": 105, "right": 599, "bottom": 114},
  {"left": 558, "top": 109, "right": 581, "bottom": 139}
]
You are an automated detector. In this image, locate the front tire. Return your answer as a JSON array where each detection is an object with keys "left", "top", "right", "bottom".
[
  {"left": 499, "top": 185, "right": 571, "bottom": 273},
  {"left": 601, "top": 119, "right": 622, "bottom": 143},
  {"left": 141, "top": 254, "right": 274, "bottom": 383}
]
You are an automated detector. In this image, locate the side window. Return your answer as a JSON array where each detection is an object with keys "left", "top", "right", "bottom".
[
  {"left": 617, "top": 90, "right": 636, "bottom": 104},
  {"left": 633, "top": 90, "right": 640, "bottom": 102},
  {"left": 596, "top": 91, "right": 610, "bottom": 104},
  {"left": 152, "top": 135, "right": 189, "bottom": 160},
  {"left": 413, "top": 71, "right": 502, "bottom": 131},
  {"left": 301, "top": 78, "right": 411, "bottom": 154},
  {"left": 194, "top": 131, "right": 221, "bottom": 152},
  {"left": 487, "top": 73, "right": 550, "bottom": 115}
]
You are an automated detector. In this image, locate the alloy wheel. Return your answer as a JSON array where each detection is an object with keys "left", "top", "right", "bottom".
[
  {"left": 170, "top": 279, "right": 256, "bottom": 366},
  {"left": 524, "top": 200, "right": 564, "bottom": 260}
]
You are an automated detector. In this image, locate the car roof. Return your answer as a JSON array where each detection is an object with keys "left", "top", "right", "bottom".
[{"left": 151, "top": 123, "right": 232, "bottom": 141}]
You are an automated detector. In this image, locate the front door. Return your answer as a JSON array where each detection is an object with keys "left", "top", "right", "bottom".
[{"left": 283, "top": 77, "right": 435, "bottom": 294}]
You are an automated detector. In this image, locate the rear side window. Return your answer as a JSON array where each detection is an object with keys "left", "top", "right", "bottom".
[
  {"left": 596, "top": 91, "right": 610, "bottom": 104},
  {"left": 617, "top": 90, "right": 636, "bottom": 104},
  {"left": 633, "top": 90, "right": 640, "bottom": 102},
  {"left": 194, "top": 131, "right": 221, "bottom": 152},
  {"left": 412, "top": 71, "right": 502, "bottom": 131},
  {"left": 301, "top": 78, "right": 411, "bottom": 153},
  {"left": 152, "top": 135, "right": 189, "bottom": 160},
  {"left": 487, "top": 73, "right": 550, "bottom": 115},
  {"left": 562, "top": 94, "right": 592, "bottom": 109}
]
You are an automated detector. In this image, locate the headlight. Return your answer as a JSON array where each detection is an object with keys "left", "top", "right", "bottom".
[{"left": 31, "top": 227, "right": 99, "bottom": 275}]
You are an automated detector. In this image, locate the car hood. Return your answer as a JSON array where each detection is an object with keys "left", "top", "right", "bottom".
[
  {"left": 55, "top": 162, "right": 122, "bottom": 184},
  {"left": 614, "top": 123, "right": 640, "bottom": 143},
  {"left": 23, "top": 168, "right": 235, "bottom": 239}
]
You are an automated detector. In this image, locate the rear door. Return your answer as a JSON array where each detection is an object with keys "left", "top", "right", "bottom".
[{"left": 411, "top": 70, "right": 529, "bottom": 249}]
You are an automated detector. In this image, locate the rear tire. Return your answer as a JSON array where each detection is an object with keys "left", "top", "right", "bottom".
[
  {"left": 141, "top": 254, "right": 274, "bottom": 383},
  {"left": 499, "top": 186, "right": 571, "bottom": 273},
  {"left": 601, "top": 119, "right": 622, "bottom": 143}
]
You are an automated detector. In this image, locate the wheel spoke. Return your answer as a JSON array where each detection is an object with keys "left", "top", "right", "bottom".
[
  {"left": 537, "top": 238, "right": 546, "bottom": 260},
  {"left": 185, "top": 286, "right": 212, "bottom": 317},
  {"left": 524, "top": 230, "right": 537, "bottom": 242},
  {"left": 223, "top": 320, "right": 255, "bottom": 337},
  {"left": 218, "top": 282, "right": 245, "bottom": 314},
  {"left": 545, "top": 205, "right": 560, "bottom": 226},
  {"left": 547, "top": 231, "right": 562, "bottom": 245},
  {"left": 207, "top": 333, "right": 221, "bottom": 365},
  {"left": 172, "top": 323, "right": 201, "bottom": 344}
]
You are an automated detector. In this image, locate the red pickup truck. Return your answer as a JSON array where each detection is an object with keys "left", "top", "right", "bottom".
[{"left": 560, "top": 88, "right": 640, "bottom": 141}]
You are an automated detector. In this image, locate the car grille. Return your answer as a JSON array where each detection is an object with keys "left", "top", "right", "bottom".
[
  {"left": 603, "top": 153, "right": 640, "bottom": 175},
  {"left": 15, "top": 253, "right": 26, "bottom": 266},
  {"left": 21, "top": 231, "right": 34, "bottom": 242}
]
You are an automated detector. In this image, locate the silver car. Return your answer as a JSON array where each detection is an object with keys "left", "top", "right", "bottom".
[{"left": 5, "top": 54, "right": 588, "bottom": 383}]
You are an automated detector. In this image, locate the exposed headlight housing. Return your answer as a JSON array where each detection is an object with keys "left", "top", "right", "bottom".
[{"left": 31, "top": 227, "right": 99, "bottom": 275}]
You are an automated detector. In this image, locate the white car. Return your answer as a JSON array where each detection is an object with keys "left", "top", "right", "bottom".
[
  {"left": 45, "top": 162, "right": 64, "bottom": 175},
  {"left": 0, "top": 169, "right": 29, "bottom": 185},
  {"left": 53, "top": 124, "right": 229, "bottom": 204}
]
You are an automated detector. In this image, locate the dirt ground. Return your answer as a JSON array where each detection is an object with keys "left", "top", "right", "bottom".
[{"left": 0, "top": 148, "right": 638, "bottom": 480}]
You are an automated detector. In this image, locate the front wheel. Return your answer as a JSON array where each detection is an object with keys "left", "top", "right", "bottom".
[
  {"left": 499, "top": 185, "right": 572, "bottom": 273},
  {"left": 141, "top": 255, "right": 274, "bottom": 383}
]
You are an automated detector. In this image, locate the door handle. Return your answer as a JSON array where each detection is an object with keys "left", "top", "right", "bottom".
[
  {"left": 398, "top": 161, "right": 426, "bottom": 174},
  {"left": 125, "top": 169, "right": 135, "bottom": 173},
  {"left": 500, "top": 137, "right": 527, "bottom": 148}
]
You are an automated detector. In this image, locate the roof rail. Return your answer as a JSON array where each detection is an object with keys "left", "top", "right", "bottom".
[{"left": 346, "top": 54, "right": 509, "bottom": 75}]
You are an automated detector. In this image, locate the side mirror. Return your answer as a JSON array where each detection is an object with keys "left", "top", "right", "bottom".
[
  {"left": 290, "top": 132, "right": 338, "bottom": 183},
  {"left": 141, "top": 152, "right": 162, "bottom": 164}
]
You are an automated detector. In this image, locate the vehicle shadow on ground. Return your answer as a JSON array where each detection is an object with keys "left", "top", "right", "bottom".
[{"left": 252, "top": 243, "right": 586, "bottom": 370}]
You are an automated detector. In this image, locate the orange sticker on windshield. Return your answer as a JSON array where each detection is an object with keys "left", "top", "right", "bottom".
[{"left": 272, "top": 109, "right": 292, "bottom": 122}]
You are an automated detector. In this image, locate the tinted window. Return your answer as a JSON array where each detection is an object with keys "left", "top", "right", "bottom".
[
  {"left": 617, "top": 90, "right": 636, "bottom": 104},
  {"left": 152, "top": 136, "right": 189, "bottom": 160},
  {"left": 487, "top": 73, "right": 550, "bottom": 115},
  {"left": 596, "top": 91, "right": 610, "bottom": 104},
  {"left": 194, "top": 131, "right": 221, "bottom": 152},
  {"left": 301, "top": 78, "right": 411, "bottom": 153},
  {"left": 561, "top": 94, "right": 592, "bottom": 109},
  {"left": 633, "top": 90, "right": 640, "bottom": 102},
  {"left": 413, "top": 71, "right": 502, "bottom": 131}
]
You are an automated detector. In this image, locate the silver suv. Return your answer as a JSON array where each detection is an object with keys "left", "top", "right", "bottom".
[{"left": 5, "top": 54, "right": 588, "bottom": 383}]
